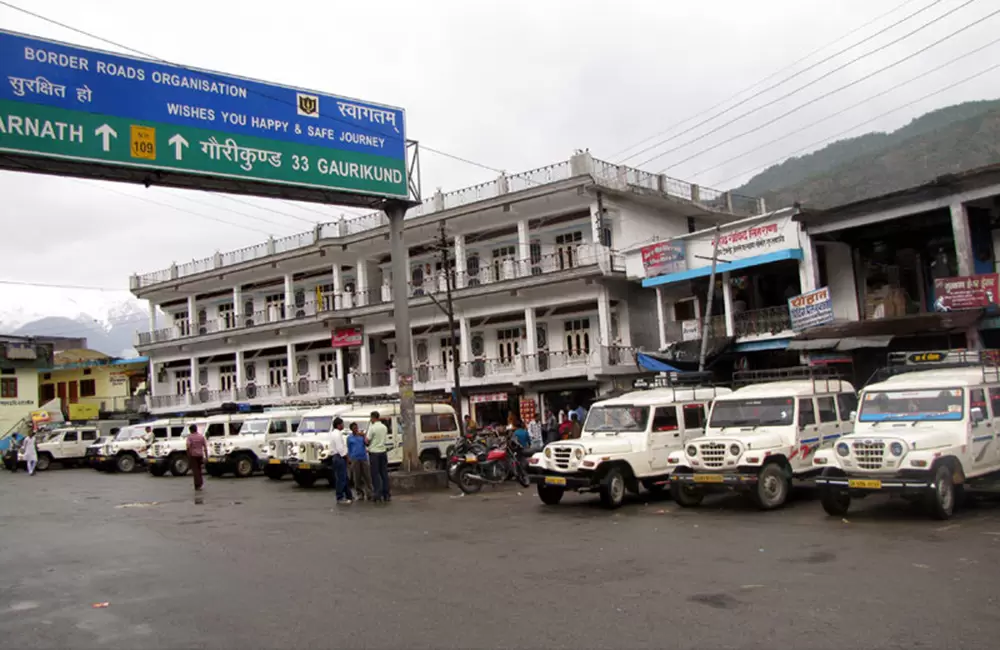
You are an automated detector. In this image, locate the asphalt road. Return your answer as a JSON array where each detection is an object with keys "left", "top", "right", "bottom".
[{"left": 2, "top": 467, "right": 999, "bottom": 649}]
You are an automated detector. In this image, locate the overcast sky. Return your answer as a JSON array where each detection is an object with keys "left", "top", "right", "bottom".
[{"left": 2, "top": 0, "right": 999, "bottom": 331}]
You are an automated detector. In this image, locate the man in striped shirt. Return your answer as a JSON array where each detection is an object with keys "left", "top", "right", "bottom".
[{"left": 186, "top": 424, "right": 208, "bottom": 491}]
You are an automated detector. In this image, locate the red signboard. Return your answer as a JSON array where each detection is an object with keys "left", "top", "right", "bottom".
[
  {"left": 331, "top": 327, "right": 363, "bottom": 348},
  {"left": 933, "top": 273, "right": 1000, "bottom": 310},
  {"left": 640, "top": 240, "right": 686, "bottom": 277}
]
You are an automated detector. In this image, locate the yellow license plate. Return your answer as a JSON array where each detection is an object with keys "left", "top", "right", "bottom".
[
  {"left": 849, "top": 479, "right": 882, "bottom": 489},
  {"left": 207, "top": 458, "right": 219, "bottom": 463},
  {"left": 96, "top": 456, "right": 105, "bottom": 462},
  {"left": 298, "top": 463, "right": 311, "bottom": 470},
  {"left": 268, "top": 459, "right": 281, "bottom": 465},
  {"left": 693, "top": 474, "right": 724, "bottom": 484},
  {"left": 465, "top": 454, "right": 477, "bottom": 463},
  {"left": 545, "top": 476, "right": 567, "bottom": 486}
]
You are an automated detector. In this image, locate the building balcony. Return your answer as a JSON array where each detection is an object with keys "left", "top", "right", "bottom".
[
  {"left": 144, "top": 378, "right": 345, "bottom": 414},
  {"left": 666, "top": 305, "right": 794, "bottom": 345},
  {"left": 135, "top": 244, "right": 625, "bottom": 350}
]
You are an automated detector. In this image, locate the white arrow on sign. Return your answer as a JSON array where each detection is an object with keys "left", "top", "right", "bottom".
[
  {"left": 168, "top": 134, "right": 189, "bottom": 160},
  {"left": 94, "top": 124, "right": 117, "bottom": 152}
]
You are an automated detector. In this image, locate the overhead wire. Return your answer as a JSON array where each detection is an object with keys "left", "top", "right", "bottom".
[{"left": 633, "top": 0, "right": 980, "bottom": 170}]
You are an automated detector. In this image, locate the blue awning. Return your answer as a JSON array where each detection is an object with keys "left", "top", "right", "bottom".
[
  {"left": 642, "top": 248, "right": 803, "bottom": 288},
  {"left": 637, "top": 352, "right": 681, "bottom": 373},
  {"left": 733, "top": 338, "right": 791, "bottom": 352}
]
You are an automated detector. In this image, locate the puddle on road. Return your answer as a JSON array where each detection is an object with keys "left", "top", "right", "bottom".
[{"left": 114, "top": 502, "right": 161, "bottom": 509}]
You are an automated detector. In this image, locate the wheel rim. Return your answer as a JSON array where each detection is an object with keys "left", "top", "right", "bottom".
[
  {"left": 38, "top": 457, "right": 49, "bottom": 470},
  {"left": 175, "top": 458, "right": 188, "bottom": 474},
  {"left": 610, "top": 475, "right": 625, "bottom": 503},
  {"left": 460, "top": 469, "right": 476, "bottom": 490},
  {"left": 238, "top": 459, "right": 252, "bottom": 475},
  {"left": 422, "top": 458, "right": 437, "bottom": 472},
  {"left": 120, "top": 457, "right": 135, "bottom": 472},
  {"left": 937, "top": 473, "right": 953, "bottom": 511},
  {"left": 761, "top": 471, "right": 784, "bottom": 505}
]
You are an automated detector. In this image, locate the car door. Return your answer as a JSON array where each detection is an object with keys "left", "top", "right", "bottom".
[
  {"left": 794, "top": 398, "right": 819, "bottom": 472},
  {"left": 970, "top": 388, "right": 994, "bottom": 473},
  {"left": 80, "top": 429, "right": 98, "bottom": 454},
  {"left": 815, "top": 396, "right": 842, "bottom": 449},
  {"left": 61, "top": 430, "right": 81, "bottom": 458},
  {"left": 648, "top": 405, "right": 680, "bottom": 471}
]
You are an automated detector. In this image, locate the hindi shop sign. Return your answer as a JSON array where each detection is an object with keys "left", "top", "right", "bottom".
[
  {"left": 687, "top": 218, "right": 799, "bottom": 268},
  {"left": 788, "top": 286, "right": 835, "bottom": 331},
  {"left": 640, "top": 240, "right": 686, "bottom": 277},
  {"left": 331, "top": 327, "right": 364, "bottom": 348},
  {"left": 933, "top": 273, "right": 1000, "bottom": 310},
  {"left": 0, "top": 30, "right": 407, "bottom": 201}
]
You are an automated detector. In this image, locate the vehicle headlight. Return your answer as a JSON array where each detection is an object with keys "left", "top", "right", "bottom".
[
  {"left": 729, "top": 444, "right": 740, "bottom": 456},
  {"left": 544, "top": 447, "right": 552, "bottom": 458},
  {"left": 573, "top": 448, "right": 583, "bottom": 460},
  {"left": 299, "top": 444, "right": 307, "bottom": 453},
  {"left": 836, "top": 443, "right": 850, "bottom": 457},
  {"left": 890, "top": 442, "right": 904, "bottom": 457},
  {"left": 686, "top": 445, "right": 697, "bottom": 457},
  {"left": 269, "top": 442, "right": 276, "bottom": 450}
]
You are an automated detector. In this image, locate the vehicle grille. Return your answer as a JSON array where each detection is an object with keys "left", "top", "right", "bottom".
[
  {"left": 85, "top": 447, "right": 99, "bottom": 458},
  {"left": 211, "top": 441, "right": 225, "bottom": 456},
  {"left": 301, "top": 442, "right": 323, "bottom": 463},
  {"left": 852, "top": 440, "right": 885, "bottom": 470},
  {"left": 551, "top": 446, "right": 573, "bottom": 469},
  {"left": 699, "top": 442, "right": 726, "bottom": 468},
  {"left": 275, "top": 439, "right": 297, "bottom": 461}
]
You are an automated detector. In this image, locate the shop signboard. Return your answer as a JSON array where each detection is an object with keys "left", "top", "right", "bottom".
[
  {"left": 640, "top": 240, "right": 686, "bottom": 277},
  {"left": 681, "top": 320, "right": 701, "bottom": 341},
  {"left": 470, "top": 392, "right": 508, "bottom": 404},
  {"left": 331, "top": 327, "right": 363, "bottom": 348},
  {"left": 687, "top": 217, "right": 799, "bottom": 269},
  {"left": 933, "top": 273, "right": 999, "bottom": 310},
  {"left": 788, "top": 286, "right": 834, "bottom": 331}
]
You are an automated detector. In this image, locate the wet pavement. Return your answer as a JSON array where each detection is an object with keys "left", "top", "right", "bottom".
[{"left": 2, "top": 467, "right": 999, "bottom": 649}]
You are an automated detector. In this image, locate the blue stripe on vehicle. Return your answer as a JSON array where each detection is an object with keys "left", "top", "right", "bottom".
[
  {"left": 973, "top": 435, "right": 994, "bottom": 442},
  {"left": 800, "top": 437, "right": 820, "bottom": 444}
]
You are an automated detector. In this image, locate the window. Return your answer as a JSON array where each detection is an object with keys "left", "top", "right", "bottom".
[
  {"left": 174, "top": 369, "right": 191, "bottom": 395},
  {"left": 651, "top": 406, "right": 679, "bottom": 431},
  {"left": 799, "top": 399, "right": 816, "bottom": 426},
  {"left": 40, "top": 383, "right": 55, "bottom": 402},
  {"left": 206, "top": 423, "right": 226, "bottom": 438},
  {"left": 291, "top": 420, "right": 300, "bottom": 433},
  {"left": 269, "top": 419, "right": 288, "bottom": 434},
  {"left": 174, "top": 310, "right": 190, "bottom": 336},
  {"left": 497, "top": 328, "right": 521, "bottom": 363},
  {"left": 601, "top": 226, "right": 612, "bottom": 248},
  {"left": 268, "top": 359, "right": 288, "bottom": 387},
  {"left": 565, "top": 318, "right": 591, "bottom": 356},
  {"left": 83, "top": 369, "right": 92, "bottom": 376},
  {"left": 170, "top": 426, "right": 185, "bottom": 438},
  {"left": 439, "top": 337, "right": 459, "bottom": 366},
  {"left": 64, "top": 431, "right": 78, "bottom": 442},
  {"left": 837, "top": 393, "right": 858, "bottom": 421},
  {"left": 529, "top": 241, "right": 542, "bottom": 275},
  {"left": 1, "top": 377, "right": 18, "bottom": 398},
  {"left": 319, "top": 352, "right": 336, "bottom": 382},
  {"left": 492, "top": 246, "right": 516, "bottom": 281},
  {"left": 218, "top": 302, "right": 235, "bottom": 329},
  {"left": 971, "top": 388, "right": 989, "bottom": 417},
  {"left": 81, "top": 430, "right": 97, "bottom": 441},
  {"left": 991, "top": 388, "right": 1000, "bottom": 418},
  {"left": 265, "top": 294, "right": 285, "bottom": 320},
  {"left": 79, "top": 379, "right": 96, "bottom": 398},
  {"left": 556, "top": 231, "right": 583, "bottom": 269},
  {"left": 219, "top": 364, "right": 236, "bottom": 392},
  {"left": 817, "top": 396, "right": 838, "bottom": 423},
  {"left": 153, "top": 427, "right": 168, "bottom": 439},
  {"left": 419, "top": 413, "right": 457, "bottom": 433},
  {"left": 683, "top": 404, "right": 707, "bottom": 430}
]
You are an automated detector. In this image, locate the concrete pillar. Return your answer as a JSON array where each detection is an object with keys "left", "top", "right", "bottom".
[
  {"left": 235, "top": 349, "right": 245, "bottom": 391},
  {"left": 950, "top": 201, "right": 975, "bottom": 277},
  {"left": 722, "top": 272, "right": 735, "bottom": 338},
  {"left": 283, "top": 273, "right": 294, "bottom": 320},
  {"left": 524, "top": 307, "right": 537, "bottom": 373},
  {"left": 387, "top": 204, "right": 419, "bottom": 472},
  {"left": 148, "top": 300, "right": 157, "bottom": 332},
  {"left": 186, "top": 295, "right": 196, "bottom": 333},
  {"left": 454, "top": 235, "right": 467, "bottom": 289},
  {"left": 618, "top": 303, "right": 632, "bottom": 347},
  {"left": 332, "top": 264, "right": 343, "bottom": 310},
  {"left": 148, "top": 362, "right": 156, "bottom": 398},
  {"left": 517, "top": 220, "right": 530, "bottom": 278},
  {"left": 189, "top": 357, "right": 198, "bottom": 396},
  {"left": 359, "top": 333, "right": 370, "bottom": 375},
  {"left": 798, "top": 230, "right": 819, "bottom": 293},
  {"left": 459, "top": 317, "right": 471, "bottom": 363},
  {"left": 285, "top": 343, "right": 295, "bottom": 388},
  {"left": 656, "top": 287, "right": 668, "bottom": 350},
  {"left": 597, "top": 288, "right": 612, "bottom": 347},
  {"left": 232, "top": 286, "right": 242, "bottom": 326},
  {"left": 356, "top": 260, "right": 369, "bottom": 307},
  {"left": 569, "top": 150, "right": 594, "bottom": 176},
  {"left": 335, "top": 348, "right": 344, "bottom": 380}
]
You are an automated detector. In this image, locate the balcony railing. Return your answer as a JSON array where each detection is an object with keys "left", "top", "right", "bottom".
[
  {"left": 132, "top": 154, "right": 761, "bottom": 290},
  {"left": 734, "top": 305, "right": 792, "bottom": 338}
]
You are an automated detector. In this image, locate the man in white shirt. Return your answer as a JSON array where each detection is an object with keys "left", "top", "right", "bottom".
[
  {"left": 329, "top": 418, "right": 352, "bottom": 504},
  {"left": 527, "top": 416, "right": 543, "bottom": 451}
]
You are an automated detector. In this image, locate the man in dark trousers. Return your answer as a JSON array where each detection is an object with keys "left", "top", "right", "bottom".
[
  {"left": 366, "top": 411, "right": 390, "bottom": 503},
  {"left": 185, "top": 423, "right": 208, "bottom": 491}
]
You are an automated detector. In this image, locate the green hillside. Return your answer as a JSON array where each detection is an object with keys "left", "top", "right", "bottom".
[{"left": 734, "top": 99, "right": 1000, "bottom": 209}]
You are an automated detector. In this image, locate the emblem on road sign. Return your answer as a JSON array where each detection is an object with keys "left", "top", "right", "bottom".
[{"left": 296, "top": 93, "right": 319, "bottom": 117}]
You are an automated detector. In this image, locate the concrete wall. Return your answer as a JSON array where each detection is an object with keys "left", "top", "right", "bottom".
[
  {"left": 0, "top": 368, "right": 38, "bottom": 435},
  {"left": 820, "top": 242, "right": 860, "bottom": 321}
]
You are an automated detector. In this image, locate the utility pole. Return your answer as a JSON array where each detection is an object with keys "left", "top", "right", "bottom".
[
  {"left": 386, "top": 201, "right": 419, "bottom": 473},
  {"left": 698, "top": 224, "right": 722, "bottom": 372},
  {"left": 438, "top": 222, "right": 465, "bottom": 430}
]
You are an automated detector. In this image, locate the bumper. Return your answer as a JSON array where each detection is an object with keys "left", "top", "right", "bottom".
[
  {"left": 671, "top": 472, "right": 758, "bottom": 488},
  {"left": 290, "top": 460, "right": 329, "bottom": 475},
  {"left": 148, "top": 458, "right": 170, "bottom": 471},
  {"left": 263, "top": 458, "right": 288, "bottom": 471},
  {"left": 815, "top": 475, "right": 933, "bottom": 493},
  {"left": 205, "top": 456, "right": 236, "bottom": 471},
  {"left": 526, "top": 468, "right": 596, "bottom": 491}
]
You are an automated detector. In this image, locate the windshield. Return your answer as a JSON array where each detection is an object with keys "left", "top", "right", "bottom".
[
  {"left": 859, "top": 389, "right": 964, "bottom": 422},
  {"left": 583, "top": 406, "right": 650, "bottom": 433},
  {"left": 241, "top": 420, "right": 268, "bottom": 434},
  {"left": 298, "top": 416, "right": 334, "bottom": 434},
  {"left": 710, "top": 397, "right": 796, "bottom": 428},
  {"left": 116, "top": 428, "right": 148, "bottom": 441}
]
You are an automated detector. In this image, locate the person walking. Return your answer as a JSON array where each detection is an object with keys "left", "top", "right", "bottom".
[
  {"left": 21, "top": 431, "right": 38, "bottom": 476},
  {"left": 543, "top": 410, "right": 558, "bottom": 444},
  {"left": 513, "top": 420, "right": 530, "bottom": 449},
  {"left": 330, "top": 418, "right": 352, "bottom": 504},
  {"left": 366, "top": 411, "right": 390, "bottom": 503},
  {"left": 347, "top": 422, "right": 373, "bottom": 501},
  {"left": 527, "top": 415, "right": 543, "bottom": 451},
  {"left": 185, "top": 424, "right": 207, "bottom": 491}
]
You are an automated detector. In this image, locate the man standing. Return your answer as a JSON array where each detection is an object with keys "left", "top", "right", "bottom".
[
  {"left": 527, "top": 415, "right": 543, "bottom": 451},
  {"left": 366, "top": 411, "right": 390, "bottom": 503},
  {"left": 21, "top": 431, "right": 37, "bottom": 476},
  {"left": 185, "top": 424, "right": 207, "bottom": 491},
  {"left": 330, "top": 418, "right": 352, "bottom": 504},
  {"left": 347, "top": 422, "right": 373, "bottom": 501}
]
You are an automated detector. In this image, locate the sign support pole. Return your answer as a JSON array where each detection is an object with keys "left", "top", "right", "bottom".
[
  {"left": 387, "top": 201, "right": 419, "bottom": 473},
  {"left": 698, "top": 224, "right": 721, "bottom": 372}
]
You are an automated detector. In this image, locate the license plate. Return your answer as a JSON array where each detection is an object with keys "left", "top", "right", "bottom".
[
  {"left": 849, "top": 479, "right": 882, "bottom": 489},
  {"left": 545, "top": 476, "right": 567, "bottom": 486},
  {"left": 298, "top": 463, "right": 311, "bottom": 470},
  {"left": 207, "top": 458, "right": 219, "bottom": 463},
  {"left": 96, "top": 456, "right": 105, "bottom": 462},
  {"left": 268, "top": 459, "right": 281, "bottom": 465},
  {"left": 693, "top": 474, "right": 724, "bottom": 484},
  {"left": 465, "top": 454, "right": 477, "bottom": 463}
]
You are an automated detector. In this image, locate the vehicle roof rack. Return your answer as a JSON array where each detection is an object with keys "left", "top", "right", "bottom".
[
  {"left": 633, "top": 371, "right": 715, "bottom": 390},
  {"left": 869, "top": 349, "right": 1000, "bottom": 385},
  {"left": 733, "top": 365, "right": 844, "bottom": 393}
]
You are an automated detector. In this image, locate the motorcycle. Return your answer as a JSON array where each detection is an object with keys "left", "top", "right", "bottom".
[
  {"left": 446, "top": 432, "right": 487, "bottom": 484},
  {"left": 454, "top": 435, "right": 530, "bottom": 494}
]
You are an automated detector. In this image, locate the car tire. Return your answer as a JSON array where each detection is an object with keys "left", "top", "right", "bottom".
[
  {"left": 170, "top": 455, "right": 189, "bottom": 476},
  {"left": 419, "top": 452, "right": 439, "bottom": 473},
  {"left": 820, "top": 487, "right": 851, "bottom": 516},
  {"left": 925, "top": 463, "right": 955, "bottom": 520},
  {"left": 537, "top": 484, "right": 565, "bottom": 505},
  {"left": 116, "top": 454, "right": 137, "bottom": 474},
  {"left": 36, "top": 453, "right": 52, "bottom": 472},
  {"left": 264, "top": 465, "right": 284, "bottom": 481},
  {"left": 206, "top": 465, "right": 225, "bottom": 478},
  {"left": 671, "top": 481, "right": 704, "bottom": 507},
  {"left": 293, "top": 472, "right": 317, "bottom": 488},
  {"left": 599, "top": 466, "right": 627, "bottom": 510},
  {"left": 234, "top": 454, "right": 255, "bottom": 478},
  {"left": 149, "top": 464, "right": 167, "bottom": 477},
  {"left": 752, "top": 462, "right": 790, "bottom": 510}
]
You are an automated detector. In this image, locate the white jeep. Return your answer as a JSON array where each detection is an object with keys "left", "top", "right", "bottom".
[
  {"left": 145, "top": 419, "right": 194, "bottom": 476},
  {"left": 527, "top": 380, "right": 730, "bottom": 509},
  {"left": 277, "top": 404, "right": 358, "bottom": 487},
  {"left": 814, "top": 351, "right": 1000, "bottom": 520},
  {"left": 22, "top": 421, "right": 127, "bottom": 471},
  {"left": 147, "top": 414, "right": 244, "bottom": 478},
  {"left": 208, "top": 408, "right": 307, "bottom": 479},
  {"left": 93, "top": 424, "right": 155, "bottom": 473},
  {"left": 669, "top": 368, "right": 856, "bottom": 510}
]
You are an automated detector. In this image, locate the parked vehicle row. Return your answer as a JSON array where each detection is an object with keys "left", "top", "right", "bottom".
[{"left": 528, "top": 350, "right": 1000, "bottom": 520}]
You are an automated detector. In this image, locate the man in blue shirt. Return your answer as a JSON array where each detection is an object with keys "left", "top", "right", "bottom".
[
  {"left": 346, "top": 422, "right": 373, "bottom": 501},
  {"left": 513, "top": 421, "right": 531, "bottom": 449}
]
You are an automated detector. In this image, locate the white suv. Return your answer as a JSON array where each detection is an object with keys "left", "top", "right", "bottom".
[
  {"left": 528, "top": 380, "right": 730, "bottom": 509},
  {"left": 814, "top": 351, "right": 1000, "bottom": 520},
  {"left": 670, "top": 368, "right": 855, "bottom": 510},
  {"left": 277, "top": 404, "right": 358, "bottom": 487},
  {"left": 93, "top": 424, "right": 154, "bottom": 473},
  {"left": 22, "top": 422, "right": 124, "bottom": 471},
  {"left": 208, "top": 408, "right": 307, "bottom": 478}
]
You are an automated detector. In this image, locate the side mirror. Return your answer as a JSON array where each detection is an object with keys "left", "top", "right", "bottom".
[
  {"left": 971, "top": 407, "right": 984, "bottom": 424},
  {"left": 849, "top": 411, "right": 857, "bottom": 423}
]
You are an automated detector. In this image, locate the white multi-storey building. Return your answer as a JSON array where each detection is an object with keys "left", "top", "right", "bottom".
[{"left": 129, "top": 152, "right": 763, "bottom": 425}]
